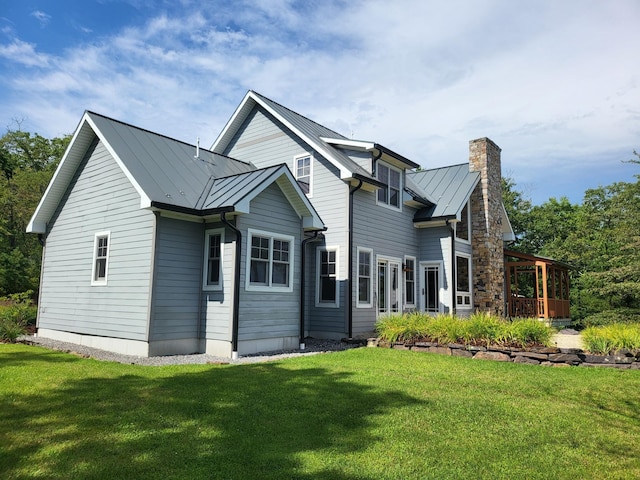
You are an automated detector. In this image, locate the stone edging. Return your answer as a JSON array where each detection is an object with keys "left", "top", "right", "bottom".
[{"left": 369, "top": 339, "right": 640, "bottom": 369}]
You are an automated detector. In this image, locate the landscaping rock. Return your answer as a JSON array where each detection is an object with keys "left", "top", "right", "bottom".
[
  {"left": 411, "top": 346, "right": 430, "bottom": 353},
  {"left": 428, "top": 346, "right": 451, "bottom": 355},
  {"left": 512, "top": 351, "right": 549, "bottom": 361},
  {"left": 548, "top": 353, "right": 581, "bottom": 364},
  {"left": 451, "top": 349, "right": 474, "bottom": 358},
  {"left": 513, "top": 355, "right": 540, "bottom": 365},
  {"left": 467, "top": 345, "right": 487, "bottom": 352},
  {"left": 393, "top": 343, "right": 410, "bottom": 351},
  {"left": 415, "top": 341, "right": 437, "bottom": 347},
  {"left": 474, "top": 351, "right": 510, "bottom": 362}
]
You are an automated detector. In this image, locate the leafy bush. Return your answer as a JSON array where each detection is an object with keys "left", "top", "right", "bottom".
[
  {"left": 375, "top": 312, "right": 553, "bottom": 347},
  {"left": 575, "top": 308, "right": 640, "bottom": 329},
  {"left": 0, "top": 291, "right": 36, "bottom": 343},
  {"left": 582, "top": 323, "right": 640, "bottom": 354}
]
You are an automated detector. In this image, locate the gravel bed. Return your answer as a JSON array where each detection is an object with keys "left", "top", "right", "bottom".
[{"left": 18, "top": 335, "right": 364, "bottom": 366}]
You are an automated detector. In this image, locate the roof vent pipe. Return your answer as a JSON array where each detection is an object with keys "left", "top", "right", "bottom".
[{"left": 195, "top": 137, "right": 200, "bottom": 159}]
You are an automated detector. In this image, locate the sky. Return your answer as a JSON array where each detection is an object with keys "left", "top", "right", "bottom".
[{"left": 1, "top": 0, "right": 639, "bottom": 205}]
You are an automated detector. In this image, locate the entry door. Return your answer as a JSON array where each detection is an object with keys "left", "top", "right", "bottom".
[
  {"left": 423, "top": 264, "right": 442, "bottom": 314},
  {"left": 378, "top": 259, "right": 401, "bottom": 315}
]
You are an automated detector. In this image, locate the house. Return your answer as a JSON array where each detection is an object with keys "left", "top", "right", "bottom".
[{"left": 28, "top": 91, "right": 515, "bottom": 358}]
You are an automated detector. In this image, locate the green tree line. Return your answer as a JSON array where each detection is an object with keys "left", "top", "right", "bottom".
[
  {"left": 503, "top": 152, "right": 640, "bottom": 324},
  {"left": 0, "top": 126, "right": 71, "bottom": 296},
  {"left": 1, "top": 126, "right": 638, "bottom": 325}
]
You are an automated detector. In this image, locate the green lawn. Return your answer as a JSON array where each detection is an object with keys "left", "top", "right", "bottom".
[{"left": 1, "top": 344, "right": 639, "bottom": 479}]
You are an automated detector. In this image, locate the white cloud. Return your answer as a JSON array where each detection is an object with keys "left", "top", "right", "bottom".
[
  {"left": 0, "top": 0, "right": 639, "bottom": 204},
  {"left": 30, "top": 10, "right": 51, "bottom": 27}
]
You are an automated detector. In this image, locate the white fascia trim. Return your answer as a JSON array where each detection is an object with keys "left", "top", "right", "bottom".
[
  {"left": 84, "top": 114, "right": 152, "bottom": 209},
  {"left": 26, "top": 114, "right": 90, "bottom": 233},
  {"left": 320, "top": 137, "right": 375, "bottom": 151},
  {"left": 249, "top": 93, "right": 354, "bottom": 180}
]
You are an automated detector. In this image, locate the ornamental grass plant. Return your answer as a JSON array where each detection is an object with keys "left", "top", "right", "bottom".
[
  {"left": 582, "top": 323, "right": 640, "bottom": 354},
  {"left": 376, "top": 312, "right": 553, "bottom": 348}
]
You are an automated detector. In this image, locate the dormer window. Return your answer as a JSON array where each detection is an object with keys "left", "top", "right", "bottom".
[{"left": 377, "top": 162, "right": 401, "bottom": 209}]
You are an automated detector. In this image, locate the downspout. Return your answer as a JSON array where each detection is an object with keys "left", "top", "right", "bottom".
[
  {"left": 348, "top": 178, "right": 363, "bottom": 338},
  {"left": 300, "top": 230, "right": 322, "bottom": 349},
  {"left": 221, "top": 212, "right": 241, "bottom": 360},
  {"left": 447, "top": 220, "right": 456, "bottom": 315}
]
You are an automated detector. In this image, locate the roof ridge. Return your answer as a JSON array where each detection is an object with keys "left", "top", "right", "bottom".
[
  {"left": 409, "top": 162, "right": 469, "bottom": 174},
  {"left": 250, "top": 91, "right": 348, "bottom": 140},
  {"left": 85, "top": 110, "right": 252, "bottom": 167}
]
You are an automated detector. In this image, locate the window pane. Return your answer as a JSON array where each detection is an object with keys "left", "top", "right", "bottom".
[
  {"left": 250, "top": 260, "right": 268, "bottom": 284},
  {"left": 95, "top": 258, "right": 106, "bottom": 280},
  {"left": 207, "top": 234, "right": 221, "bottom": 285},
  {"left": 320, "top": 277, "right": 336, "bottom": 302},
  {"left": 390, "top": 169, "right": 400, "bottom": 188},
  {"left": 358, "top": 278, "right": 370, "bottom": 302},
  {"left": 457, "top": 202, "right": 469, "bottom": 241},
  {"left": 456, "top": 256, "right": 469, "bottom": 292},
  {"left": 272, "top": 263, "right": 289, "bottom": 286}
]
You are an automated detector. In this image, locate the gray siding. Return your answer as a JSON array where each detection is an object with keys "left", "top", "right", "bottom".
[
  {"left": 38, "top": 138, "right": 154, "bottom": 340},
  {"left": 236, "top": 183, "right": 302, "bottom": 342},
  {"left": 149, "top": 216, "right": 202, "bottom": 341},
  {"left": 202, "top": 221, "right": 234, "bottom": 342},
  {"left": 223, "top": 106, "right": 349, "bottom": 336},
  {"left": 418, "top": 226, "right": 453, "bottom": 313},
  {"left": 351, "top": 181, "right": 420, "bottom": 335}
]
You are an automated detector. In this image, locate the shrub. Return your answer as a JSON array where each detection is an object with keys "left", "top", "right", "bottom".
[
  {"left": 0, "top": 291, "right": 37, "bottom": 343},
  {"left": 461, "top": 312, "right": 504, "bottom": 345},
  {"left": 506, "top": 318, "right": 554, "bottom": 348},
  {"left": 575, "top": 308, "right": 640, "bottom": 329},
  {"left": 582, "top": 324, "right": 640, "bottom": 354}
]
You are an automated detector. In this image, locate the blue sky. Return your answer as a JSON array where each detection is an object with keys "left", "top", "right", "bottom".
[{"left": 1, "top": 0, "right": 638, "bottom": 205}]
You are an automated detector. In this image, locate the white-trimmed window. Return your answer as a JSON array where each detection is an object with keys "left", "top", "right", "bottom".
[
  {"left": 456, "top": 254, "right": 472, "bottom": 307},
  {"left": 246, "top": 229, "right": 294, "bottom": 292},
  {"left": 456, "top": 201, "right": 470, "bottom": 242},
  {"left": 317, "top": 247, "right": 339, "bottom": 307},
  {"left": 91, "top": 231, "right": 110, "bottom": 285},
  {"left": 404, "top": 256, "right": 416, "bottom": 308},
  {"left": 357, "top": 247, "right": 373, "bottom": 307},
  {"left": 294, "top": 154, "right": 312, "bottom": 196},
  {"left": 376, "top": 162, "right": 401, "bottom": 209},
  {"left": 203, "top": 229, "right": 224, "bottom": 290}
]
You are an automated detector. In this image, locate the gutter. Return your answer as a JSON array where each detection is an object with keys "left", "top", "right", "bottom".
[
  {"left": 150, "top": 201, "right": 234, "bottom": 218},
  {"left": 300, "top": 230, "right": 324, "bottom": 349},
  {"left": 221, "top": 212, "right": 241, "bottom": 359},
  {"left": 347, "top": 178, "right": 363, "bottom": 338}
]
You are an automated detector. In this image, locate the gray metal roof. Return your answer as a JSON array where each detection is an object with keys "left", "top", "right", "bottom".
[
  {"left": 86, "top": 112, "right": 253, "bottom": 210},
  {"left": 28, "top": 111, "right": 325, "bottom": 232},
  {"left": 408, "top": 164, "right": 480, "bottom": 221},
  {"left": 212, "top": 91, "right": 416, "bottom": 184}
]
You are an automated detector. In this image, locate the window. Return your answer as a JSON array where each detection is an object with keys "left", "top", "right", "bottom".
[
  {"left": 456, "top": 201, "right": 470, "bottom": 241},
  {"left": 203, "top": 229, "right": 224, "bottom": 290},
  {"left": 424, "top": 264, "right": 441, "bottom": 313},
  {"left": 357, "top": 247, "right": 373, "bottom": 307},
  {"left": 246, "top": 229, "right": 294, "bottom": 292},
  {"left": 317, "top": 247, "right": 338, "bottom": 307},
  {"left": 404, "top": 256, "right": 416, "bottom": 307},
  {"left": 294, "top": 154, "right": 312, "bottom": 195},
  {"left": 376, "top": 162, "right": 401, "bottom": 209},
  {"left": 91, "top": 231, "right": 110, "bottom": 285},
  {"left": 456, "top": 254, "right": 472, "bottom": 307}
]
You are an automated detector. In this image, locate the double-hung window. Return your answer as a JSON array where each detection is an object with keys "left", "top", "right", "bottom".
[
  {"left": 91, "top": 231, "right": 110, "bottom": 285},
  {"left": 376, "top": 162, "right": 401, "bottom": 209},
  {"left": 246, "top": 229, "right": 294, "bottom": 292},
  {"left": 203, "top": 229, "right": 224, "bottom": 290},
  {"left": 317, "top": 247, "right": 338, "bottom": 307},
  {"left": 357, "top": 247, "right": 372, "bottom": 307},
  {"left": 404, "top": 256, "right": 416, "bottom": 308},
  {"left": 294, "top": 154, "right": 312, "bottom": 195},
  {"left": 456, "top": 254, "right": 472, "bottom": 307}
]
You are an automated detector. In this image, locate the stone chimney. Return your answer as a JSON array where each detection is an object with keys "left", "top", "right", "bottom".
[{"left": 468, "top": 138, "right": 505, "bottom": 316}]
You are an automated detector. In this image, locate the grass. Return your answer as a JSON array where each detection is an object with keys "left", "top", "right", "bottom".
[
  {"left": 376, "top": 312, "right": 554, "bottom": 348},
  {"left": 1, "top": 344, "right": 640, "bottom": 479}
]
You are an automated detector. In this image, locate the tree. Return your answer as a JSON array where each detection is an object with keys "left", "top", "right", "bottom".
[{"left": 0, "top": 126, "right": 70, "bottom": 296}]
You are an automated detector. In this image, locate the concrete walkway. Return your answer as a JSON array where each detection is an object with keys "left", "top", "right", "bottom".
[{"left": 552, "top": 329, "right": 584, "bottom": 350}]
